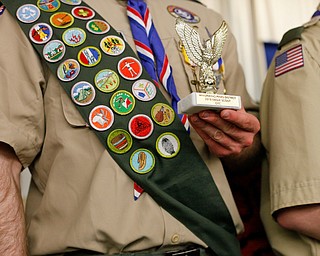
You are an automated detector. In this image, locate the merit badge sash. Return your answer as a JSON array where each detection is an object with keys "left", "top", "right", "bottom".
[{"left": 1, "top": 1, "right": 241, "bottom": 255}]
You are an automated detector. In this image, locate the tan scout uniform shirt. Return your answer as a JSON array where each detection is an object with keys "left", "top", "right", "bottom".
[
  {"left": 0, "top": 0, "right": 257, "bottom": 255},
  {"left": 260, "top": 6, "right": 320, "bottom": 256}
]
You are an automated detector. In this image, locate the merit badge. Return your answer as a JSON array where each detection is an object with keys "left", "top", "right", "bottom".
[
  {"left": 62, "top": 27, "right": 86, "bottom": 47},
  {"left": 89, "top": 105, "right": 114, "bottom": 131},
  {"left": 156, "top": 132, "right": 180, "bottom": 158},
  {"left": 57, "top": 59, "right": 80, "bottom": 82},
  {"left": 50, "top": 12, "right": 74, "bottom": 28},
  {"left": 71, "top": 6, "right": 95, "bottom": 20},
  {"left": 132, "top": 79, "right": 157, "bottom": 102},
  {"left": 78, "top": 46, "right": 101, "bottom": 67},
  {"left": 29, "top": 23, "right": 53, "bottom": 44},
  {"left": 151, "top": 103, "right": 175, "bottom": 126},
  {"left": 107, "top": 129, "right": 133, "bottom": 154},
  {"left": 130, "top": 149, "right": 155, "bottom": 174},
  {"left": 118, "top": 57, "right": 142, "bottom": 80},
  {"left": 100, "top": 35, "right": 125, "bottom": 56},
  {"left": 167, "top": 5, "right": 200, "bottom": 23},
  {"left": 86, "top": 19, "right": 110, "bottom": 35},
  {"left": 37, "top": 0, "right": 61, "bottom": 12},
  {"left": 16, "top": 4, "right": 40, "bottom": 23},
  {"left": 128, "top": 114, "right": 154, "bottom": 140},
  {"left": 60, "top": 0, "right": 81, "bottom": 5},
  {"left": 110, "top": 90, "right": 135, "bottom": 115},
  {"left": 0, "top": 4, "right": 5, "bottom": 16},
  {"left": 43, "top": 40, "right": 66, "bottom": 63},
  {"left": 71, "top": 81, "right": 95, "bottom": 106},
  {"left": 94, "top": 69, "right": 120, "bottom": 93}
]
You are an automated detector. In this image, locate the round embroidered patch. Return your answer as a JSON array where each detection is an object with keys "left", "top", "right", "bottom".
[
  {"left": 156, "top": 132, "right": 180, "bottom": 158},
  {"left": 86, "top": 19, "right": 110, "bottom": 35},
  {"left": 50, "top": 12, "right": 74, "bottom": 28},
  {"left": 60, "top": 0, "right": 81, "bottom": 5},
  {"left": 43, "top": 40, "right": 66, "bottom": 63},
  {"left": 78, "top": 46, "right": 101, "bottom": 67},
  {"left": 71, "top": 6, "right": 95, "bottom": 20},
  {"left": 107, "top": 129, "right": 133, "bottom": 154},
  {"left": 130, "top": 149, "right": 155, "bottom": 174},
  {"left": 100, "top": 35, "right": 125, "bottom": 56},
  {"left": 94, "top": 69, "right": 120, "bottom": 93},
  {"left": 128, "top": 114, "right": 154, "bottom": 140},
  {"left": 118, "top": 57, "right": 142, "bottom": 80},
  {"left": 167, "top": 5, "right": 200, "bottom": 23},
  {"left": 89, "top": 105, "right": 114, "bottom": 131},
  {"left": 71, "top": 81, "right": 95, "bottom": 106},
  {"left": 132, "top": 79, "right": 157, "bottom": 102},
  {"left": 57, "top": 59, "right": 80, "bottom": 82},
  {"left": 29, "top": 23, "right": 53, "bottom": 44},
  {"left": 62, "top": 27, "right": 86, "bottom": 47},
  {"left": 16, "top": 4, "right": 40, "bottom": 24},
  {"left": 151, "top": 103, "right": 175, "bottom": 126},
  {"left": 110, "top": 90, "right": 135, "bottom": 115},
  {"left": 37, "top": 0, "right": 61, "bottom": 12}
]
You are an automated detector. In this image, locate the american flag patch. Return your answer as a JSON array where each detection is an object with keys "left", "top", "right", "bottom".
[{"left": 275, "top": 45, "right": 304, "bottom": 77}]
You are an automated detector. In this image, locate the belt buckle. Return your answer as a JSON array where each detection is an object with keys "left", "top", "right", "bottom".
[{"left": 166, "top": 248, "right": 201, "bottom": 256}]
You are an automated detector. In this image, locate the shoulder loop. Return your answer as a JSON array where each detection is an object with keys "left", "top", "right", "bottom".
[{"left": 278, "top": 26, "right": 304, "bottom": 50}]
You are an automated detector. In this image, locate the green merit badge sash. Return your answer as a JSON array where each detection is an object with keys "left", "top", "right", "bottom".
[{"left": 2, "top": 1, "right": 240, "bottom": 255}]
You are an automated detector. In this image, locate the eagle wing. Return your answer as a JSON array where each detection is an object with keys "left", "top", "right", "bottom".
[
  {"left": 210, "top": 20, "right": 228, "bottom": 64},
  {"left": 175, "top": 18, "right": 203, "bottom": 66}
]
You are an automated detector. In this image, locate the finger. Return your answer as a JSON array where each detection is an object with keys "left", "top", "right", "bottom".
[{"left": 220, "top": 108, "right": 260, "bottom": 133}]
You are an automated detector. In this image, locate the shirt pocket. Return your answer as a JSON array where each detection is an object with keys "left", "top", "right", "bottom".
[{"left": 60, "top": 86, "right": 88, "bottom": 128}]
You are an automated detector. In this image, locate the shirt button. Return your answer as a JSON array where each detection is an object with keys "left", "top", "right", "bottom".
[{"left": 171, "top": 234, "right": 180, "bottom": 244}]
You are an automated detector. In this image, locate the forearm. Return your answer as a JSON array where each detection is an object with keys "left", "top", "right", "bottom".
[{"left": 0, "top": 143, "right": 27, "bottom": 256}]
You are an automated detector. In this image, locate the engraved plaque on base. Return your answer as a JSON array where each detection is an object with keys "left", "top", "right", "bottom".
[{"left": 178, "top": 92, "right": 241, "bottom": 114}]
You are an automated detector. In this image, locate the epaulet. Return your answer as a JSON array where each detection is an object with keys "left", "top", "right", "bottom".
[{"left": 278, "top": 26, "right": 304, "bottom": 50}]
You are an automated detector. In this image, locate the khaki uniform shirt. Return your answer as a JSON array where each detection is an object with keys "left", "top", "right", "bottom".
[
  {"left": 0, "top": 0, "right": 257, "bottom": 255},
  {"left": 260, "top": 6, "right": 320, "bottom": 255}
]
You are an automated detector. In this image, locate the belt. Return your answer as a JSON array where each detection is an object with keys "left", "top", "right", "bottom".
[{"left": 63, "top": 247, "right": 214, "bottom": 256}]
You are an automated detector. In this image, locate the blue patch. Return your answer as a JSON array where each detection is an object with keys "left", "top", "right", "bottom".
[{"left": 0, "top": 3, "right": 6, "bottom": 16}]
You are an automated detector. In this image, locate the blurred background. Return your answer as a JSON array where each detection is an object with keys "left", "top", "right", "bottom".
[{"left": 20, "top": 0, "right": 319, "bottom": 203}]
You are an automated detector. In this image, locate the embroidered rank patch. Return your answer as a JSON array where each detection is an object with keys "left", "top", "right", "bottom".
[
  {"left": 275, "top": 45, "right": 304, "bottom": 77},
  {"left": 167, "top": 5, "right": 200, "bottom": 23}
]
